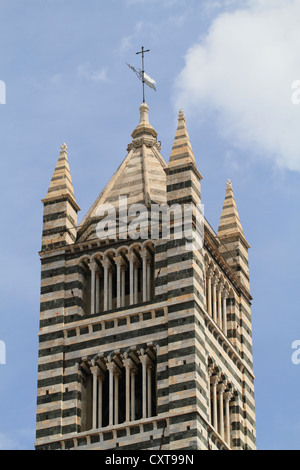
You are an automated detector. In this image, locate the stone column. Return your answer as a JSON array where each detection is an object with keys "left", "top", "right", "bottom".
[
  {"left": 134, "top": 263, "right": 138, "bottom": 304},
  {"left": 222, "top": 289, "right": 228, "bottom": 335},
  {"left": 97, "top": 372, "right": 104, "bottom": 428},
  {"left": 130, "top": 368, "right": 137, "bottom": 421},
  {"left": 114, "top": 256, "right": 122, "bottom": 309},
  {"left": 211, "top": 375, "right": 219, "bottom": 431},
  {"left": 141, "top": 250, "right": 148, "bottom": 302},
  {"left": 95, "top": 271, "right": 100, "bottom": 313},
  {"left": 140, "top": 353, "right": 149, "bottom": 419},
  {"left": 146, "top": 259, "right": 152, "bottom": 301},
  {"left": 147, "top": 364, "right": 152, "bottom": 417},
  {"left": 123, "top": 358, "right": 132, "bottom": 423},
  {"left": 224, "top": 391, "right": 233, "bottom": 447},
  {"left": 217, "top": 282, "right": 223, "bottom": 329},
  {"left": 108, "top": 266, "right": 113, "bottom": 310},
  {"left": 89, "top": 261, "right": 97, "bottom": 315},
  {"left": 212, "top": 276, "right": 218, "bottom": 323},
  {"left": 128, "top": 253, "right": 135, "bottom": 305},
  {"left": 106, "top": 361, "right": 115, "bottom": 426},
  {"left": 102, "top": 258, "right": 109, "bottom": 311},
  {"left": 90, "top": 365, "right": 99, "bottom": 429},
  {"left": 121, "top": 265, "right": 126, "bottom": 307},
  {"left": 207, "top": 270, "right": 212, "bottom": 316},
  {"left": 114, "top": 371, "right": 120, "bottom": 425},
  {"left": 218, "top": 383, "right": 226, "bottom": 439}
]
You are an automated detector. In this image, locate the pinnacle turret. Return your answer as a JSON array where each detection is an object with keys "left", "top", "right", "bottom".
[
  {"left": 217, "top": 179, "right": 250, "bottom": 289},
  {"left": 41, "top": 143, "right": 80, "bottom": 250},
  {"left": 168, "top": 109, "right": 197, "bottom": 168},
  {"left": 217, "top": 179, "right": 248, "bottom": 247},
  {"left": 43, "top": 143, "right": 79, "bottom": 210}
]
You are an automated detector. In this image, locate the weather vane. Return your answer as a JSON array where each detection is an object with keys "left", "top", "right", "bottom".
[{"left": 126, "top": 46, "right": 156, "bottom": 103}]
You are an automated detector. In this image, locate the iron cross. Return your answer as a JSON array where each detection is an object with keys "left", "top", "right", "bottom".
[{"left": 136, "top": 46, "right": 150, "bottom": 103}]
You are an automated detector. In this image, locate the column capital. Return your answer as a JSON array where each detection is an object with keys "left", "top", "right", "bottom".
[
  {"left": 89, "top": 260, "right": 98, "bottom": 272},
  {"left": 224, "top": 391, "right": 233, "bottom": 403},
  {"left": 106, "top": 361, "right": 116, "bottom": 373},
  {"left": 130, "top": 366, "right": 138, "bottom": 375},
  {"left": 222, "top": 286, "right": 229, "bottom": 297},
  {"left": 139, "top": 354, "right": 147, "bottom": 364},
  {"left": 206, "top": 267, "right": 213, "bottom": 278},
  {"left": 127, "top": 251, "right": 141, "bottom": 267},
  {"left": 123, "top": 357, "right": 136, "bottom": 370},
  {"left": 114, "top": 255, "right": 125, "bottom": 267},
  {"left": 211, "top": 375, "right": 219, "bottom": 386},
  {"left": 101, "top": 257, "right": 111, "bottom": 270},
  {"left": 141, "top": 248, "right": 151, "bottom": 261},
  {"left": 90, "top": 365, "right": 99, "bottom": 377},
  {"left": 139, "top": 354, "right": 150, "bottom": 367},
  {"left": 127, "top": 251, "right": 136, "bottom": 262},
  {"left": 218, "top": 383, "right": 226, "bottom": 394}
]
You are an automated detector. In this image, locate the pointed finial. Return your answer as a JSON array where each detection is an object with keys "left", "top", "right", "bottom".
[
  {"left": 226, "top": 179, "right": 232, "bottom": 190},
  {"left": 60, "top": 143, "right": 68, "bottom": 153},
  {"left": 178, "top": 109, "right": 186, "bottom": 122},
  {"left": 139, "top": 102, "right": 149, "bottom": 124}
]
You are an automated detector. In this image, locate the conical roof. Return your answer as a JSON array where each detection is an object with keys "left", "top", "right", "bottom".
[
  {"left": 78, "top": 103, "right": 167, "bottom": 239},
  {"left": 169, "top": 109, "right": 196, "bottom": 167},
  {"left": 217, "top": 179, "right": 249, "bottom": 248},
  {"left": 42, "top": 143, "right": 80, "bottom": 210}
]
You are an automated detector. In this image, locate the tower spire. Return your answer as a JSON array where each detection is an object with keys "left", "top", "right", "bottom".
[
  {"left": 41, "top": 143, "right": 80, "bottom": 250},
  {"left": 217, "top": 179, "right": 247, "bottom": 244},
  {"left": 217, "top": 179, "right": 250, "bottom": 289},
  {"left": 168, "top": 109, "right": 198, "bottom": 168},
  {"left": 43, "top": 143, "right": 79, "bottom": 208}
]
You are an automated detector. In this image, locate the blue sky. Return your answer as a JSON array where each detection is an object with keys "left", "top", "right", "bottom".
[{"left": 0, "top": 0, "right": 299, "bottom": 450}]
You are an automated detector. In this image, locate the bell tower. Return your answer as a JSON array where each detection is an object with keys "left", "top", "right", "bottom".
[{"left": 35, "top": 104, "right": 256, "bottom": 451}]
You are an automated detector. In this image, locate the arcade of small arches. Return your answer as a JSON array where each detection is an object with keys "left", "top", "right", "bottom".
[
  {"left": 77, "top": 346, "right": 157, "bottom": 432},
  {"left": 78, "top": 241, "right": 155, "bottom": 316},
  {"left": 204, "top": 254, "right": 235, "bottom": 336},
  {"left": 208, "top": 358, "right": 237, "bottom": 448}
]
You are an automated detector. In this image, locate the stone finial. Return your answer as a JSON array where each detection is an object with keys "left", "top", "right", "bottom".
[
  {"left": 60, "top": 142, "right": 68, "bottom": 153},
  {"left": 226, "top": 179, "right": 232, "bottom": 190},
  {"left": 178, "top": 109, "right": 186, "bottom": 122},
  {"left": 139, "top": 102, "right": 149, "bottom": 124}
]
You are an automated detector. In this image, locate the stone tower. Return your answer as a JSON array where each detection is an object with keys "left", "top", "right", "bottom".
[{"left": 35, "top": 103, "right": 256, "bottom": 450}]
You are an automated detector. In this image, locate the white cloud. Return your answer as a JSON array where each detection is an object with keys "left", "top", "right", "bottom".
[
  {"left": 77, "top": 63, "right": 108, "bottom": 82},
  {"left": 174, "top": 0, "right": 300, "bottom": 172}
]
